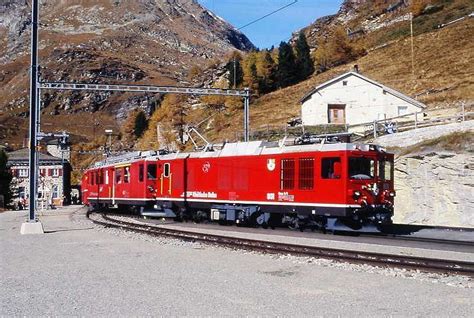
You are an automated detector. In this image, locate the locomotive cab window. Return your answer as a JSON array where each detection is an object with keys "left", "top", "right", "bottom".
[
  {"left": 349, "top": 157, "right": 375, "bottom": 180},
  {"left": 147, "top": 164, "right": 157, "bottom": 180},
  {"left": 163, "top": 163, "right": 171, "bottom": 178},
  {"left": 379, "top": 160, "right": 393, "bottom": 181},
  {"left": 321, "top": 157, "right": 341, "bottom": 179}
]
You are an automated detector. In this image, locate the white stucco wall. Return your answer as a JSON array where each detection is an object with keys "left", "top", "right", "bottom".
[{"left": 301, "top": 74, "right": 421, "bottom": 126}]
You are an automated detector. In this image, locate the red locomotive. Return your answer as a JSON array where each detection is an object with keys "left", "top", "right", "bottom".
[{"left": 82, "top": 138, "right": 395, "bottom": 231}]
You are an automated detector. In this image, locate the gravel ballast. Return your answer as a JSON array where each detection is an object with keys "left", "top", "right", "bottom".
[{"left": 1, "top": 207, "right": 473, "bottom": 316}]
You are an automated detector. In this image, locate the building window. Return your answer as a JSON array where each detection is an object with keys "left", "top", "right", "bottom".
[
  {"left": 281, "top": 159, "right": 295, "bottom": 190},
  {"left": 321, "top": 157, "right": 342, "bottom": 179},
  {"left": 19, "top": 187, "right": 26, "bottom": 199},
  {"left": 52, "top": 185, "right": 59, "bottom": 199},
  {"left": 299, "top": 158, "right": 314, "bottom": 190},
  {"left": 52, "top": 168, "right": 60, "bottom": 177},
  {"left": 342, "top": 80, "right": 348, "bottom": 86},
  {"left": 398, "top": 106, "right": 408, "bottom": 116},
  {"left": 19, "top": 169, "right": 28, "bottom": 178}
]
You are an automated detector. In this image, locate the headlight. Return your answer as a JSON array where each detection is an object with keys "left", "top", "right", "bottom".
[
  {"left": 354, "top": 191, "right": 361, "bottom": 197},
  {"left": 389, "top": 192, "right": 396, "bottom": 197}
]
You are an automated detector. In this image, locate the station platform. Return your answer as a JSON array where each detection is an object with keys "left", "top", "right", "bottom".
[{"left": 1, "top": 206, "right": 472, "bottom": 316}]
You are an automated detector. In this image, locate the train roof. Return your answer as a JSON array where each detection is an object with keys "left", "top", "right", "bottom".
[{"left": 88, "top": 140, "right": 387, "bottom": 170}]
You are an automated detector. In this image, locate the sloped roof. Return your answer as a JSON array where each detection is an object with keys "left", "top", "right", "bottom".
[
  {"left": 300, "top": 71, "right": 426, "bottom": 109},
  {"left": 7, "top": 148, "right": 63, "bottom": 163}
]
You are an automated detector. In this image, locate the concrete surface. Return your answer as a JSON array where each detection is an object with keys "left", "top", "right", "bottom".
[
  {"left": 20, "top": 221, "right": 44, "bottom": 235},
  {"left": 1, "top": 206, "right": 473, "bottom": 316}
]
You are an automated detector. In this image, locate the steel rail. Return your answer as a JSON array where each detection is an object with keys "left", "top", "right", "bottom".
[
  {"left": 89, "top": 213, "right": 474, "bottom": 277},
  {"left": 362, "top": 233, "right": 474, "bottom": 247}
]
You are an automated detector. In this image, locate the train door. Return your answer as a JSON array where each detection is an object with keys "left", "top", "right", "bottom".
[
  {"left": 159, "top": 162, "right": 172, "bottom": 197},
  {"left": 320, "top": 156, "right": 345, "bottom": 203}
]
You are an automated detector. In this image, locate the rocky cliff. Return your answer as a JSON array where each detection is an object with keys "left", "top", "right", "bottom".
[
  {"left": 393, "top": 151, "right": 474, "bottom": 227},
  {"left": 376, "top": 122, "right": 474, "bottom": 227}
]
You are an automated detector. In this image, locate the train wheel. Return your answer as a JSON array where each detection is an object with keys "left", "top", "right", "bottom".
[
  {"left": 193, "top": 210, "right": 208, "bottom": 223},
  {"left": 249, "top": 212, "right": 265, "bottom": 228}
]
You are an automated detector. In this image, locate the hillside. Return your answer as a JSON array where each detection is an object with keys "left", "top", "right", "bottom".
[
  {"left": 0, "top": 0, "right": 254, "bottom": 147},
  {"left": 248, "top": 17, "right": 473, "bottom": 135}
]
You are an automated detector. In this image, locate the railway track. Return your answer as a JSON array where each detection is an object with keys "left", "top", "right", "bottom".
[{"left": 88, "top": 212, "right": 474, "bottom": 277}]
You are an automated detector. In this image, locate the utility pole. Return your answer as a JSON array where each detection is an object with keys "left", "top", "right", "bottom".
[
  {"left": 21, "top": 0, "right": 44, "bottom": 234},
  {"left": 410, "top": 13, "right": 415, "bottom": 84},
  {"left": 233, "top": 58, "right": 237, "bottom": 89}
]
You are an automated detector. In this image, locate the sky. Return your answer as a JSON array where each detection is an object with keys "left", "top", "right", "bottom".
[{"left": 198, "top": 0, "right": 343, "bottom": 49}]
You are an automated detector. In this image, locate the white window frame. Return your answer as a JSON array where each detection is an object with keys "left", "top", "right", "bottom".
[
  {"left": 52, "top": 168, "right": 60, "bottom": 177},
  {"left": 19, "top": 169, "right": 28, "bottom": 177},
  {"left": 398, "top": 106, "right": 408, "bottom": 116}
]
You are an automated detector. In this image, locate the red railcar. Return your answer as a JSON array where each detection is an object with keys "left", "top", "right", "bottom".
[{"left": 82, "top": 141, "right": 395, "bottom": 230}]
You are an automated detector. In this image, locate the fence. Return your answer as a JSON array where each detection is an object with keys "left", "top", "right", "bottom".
[
  {"left": 243, "top": 103, "right": 473, "bottom": 142},
  {"left": 348, "top": 103, "right": 473, "bottom": 139}
]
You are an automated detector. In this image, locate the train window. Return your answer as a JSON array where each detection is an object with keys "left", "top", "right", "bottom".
[
  {"left": 321, "top": 157, "right": 341, "bottom": 179},
  {"left": 349, "top": 157, "right": 375, "bottom": 180},
  {"left": 147, "top": 164, "right": 157, "bottom": 180},
  {"left": 105, "top": 170, "right": 109, "bottom": 185},
  {"left": 139, "top": 164, "right": 144, "bottom": 182},
  {"left": 299, "top": 158, "right": 314, "bottom": 190},
  {"left": 98, "top": 170, "right": 104, "bottom": 184},
  {"left": 379, "top": 160, "right": 393, "bottom": 181},
  {"left": 281, "top": 159, "right": 295, "bottom": 189},
  {"left": 124, "top": 167, "right": 130, "bottom": 183},
  {"left": 164, "top": 163, "right": 171, "bottom": 178},
  {"left": 116, "top": 168, "right": 122, "bottom": 184},
  {"left": 91, "top": 172, "right": 95, "bottom": 185}
]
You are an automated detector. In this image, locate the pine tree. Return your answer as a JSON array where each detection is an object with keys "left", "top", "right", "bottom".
[
  {"left": 257, "top": 50, "right": 277, "bottom": 94},
  {"left": 295, "top": 31, "right": 314, "bottom": 81},
  {"left": 276, "top": 41, "right": 298, "bottom": 88},
  {"left": 134, "top": 110, "right": 148, "bottom": 138},
  {"left": 242, "top": 51, "right": 260, "bottom": 96}
]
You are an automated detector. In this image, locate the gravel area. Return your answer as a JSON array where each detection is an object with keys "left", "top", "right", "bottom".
[
  {"left": 1, "top": 207, "right": 473, "bottom": 316},
  {"left": 108, "top": 215, "right": 474, "bottom": 263}
]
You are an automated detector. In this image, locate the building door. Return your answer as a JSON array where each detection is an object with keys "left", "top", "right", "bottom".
[{"left": 328, "top": 104, "right": 346, "bottom": 124}]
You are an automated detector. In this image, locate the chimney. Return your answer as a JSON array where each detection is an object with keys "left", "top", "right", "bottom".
[{"left": 353, "top": 64, "right": 359, "bottom": 73}]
